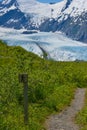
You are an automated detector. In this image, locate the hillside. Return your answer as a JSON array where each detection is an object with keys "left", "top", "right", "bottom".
[{"left": 0, "top": 40, "right": 87, "bottom": 130}]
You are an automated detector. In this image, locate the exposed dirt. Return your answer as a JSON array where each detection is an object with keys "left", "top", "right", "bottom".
[{"left": 45, "top": 88, "right": 86, "bottom": 130}]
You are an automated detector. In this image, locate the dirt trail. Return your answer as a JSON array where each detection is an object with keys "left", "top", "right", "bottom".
[{"left": 45, "top": 88, "right": 86, "bottom": 130}]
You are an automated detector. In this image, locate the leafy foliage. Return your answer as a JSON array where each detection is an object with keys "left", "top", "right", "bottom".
[
  {"left": 76, "top": 90, "right": 87, "bottom": 130},
  {"left": 0, "top": 41, "right": 87, "bottom": 130}
]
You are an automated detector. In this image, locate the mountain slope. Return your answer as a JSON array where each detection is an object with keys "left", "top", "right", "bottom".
[
  {"left": 39, "top": 0, "right": 87, "bottom": 43},
  {"left": 0, "top": 0, "right": 37, "bottom": 29},
  {"left": 0, "top": 0, "right": 87, "bottom": 43}
]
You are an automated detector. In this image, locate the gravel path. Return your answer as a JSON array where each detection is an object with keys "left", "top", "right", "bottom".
[{"left": 45, "top": 88, "right": 86, "bottom": 130}]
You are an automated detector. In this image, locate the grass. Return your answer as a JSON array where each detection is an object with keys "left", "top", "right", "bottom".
[
  {"left": 76, "top": 90, "right": 87, "bottom": 130},
  {"left": 0, "top": 40, "right": 87, "bottom": 130}
]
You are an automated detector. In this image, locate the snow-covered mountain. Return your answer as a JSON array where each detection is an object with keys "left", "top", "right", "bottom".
[
  {"left": 0, "top": 0, "right": 87, "bottom": 43},
  {"left": 39, "top": 0, "right": 87, "bottom": 43}
]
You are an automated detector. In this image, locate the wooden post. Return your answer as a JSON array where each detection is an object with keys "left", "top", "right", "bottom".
[{"left": 19, "top": 74, "right": 28, "bottom": 125}]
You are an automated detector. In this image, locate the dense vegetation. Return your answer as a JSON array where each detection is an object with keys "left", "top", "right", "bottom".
[
  {"left": 0, "top": 40, "right": 87, "bottom": 130},
  {"left": 76, "top": 91, "right": 87, "bottom": 130}
]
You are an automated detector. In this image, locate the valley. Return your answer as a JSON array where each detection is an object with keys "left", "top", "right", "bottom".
[{"left": 0, "top": 0, "right": 87, "bottom": 130}]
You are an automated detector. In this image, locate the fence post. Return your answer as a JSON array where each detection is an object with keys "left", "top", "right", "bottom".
[{"left": 19, "top": 74, "right": 28, "bottom": 125}]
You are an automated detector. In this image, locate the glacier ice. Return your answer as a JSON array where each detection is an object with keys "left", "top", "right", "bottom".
[{"left": 0, "top": 27, "right": 87, "bottom": 61}]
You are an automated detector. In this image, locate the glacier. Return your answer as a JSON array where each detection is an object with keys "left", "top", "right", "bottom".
[{"left": 0, "top": 27, "right": 87, "bottom": 61}]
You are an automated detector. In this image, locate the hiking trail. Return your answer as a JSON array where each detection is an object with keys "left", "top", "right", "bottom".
[{"left": 45, "top": 88, "right": 86, "bottom": 130}]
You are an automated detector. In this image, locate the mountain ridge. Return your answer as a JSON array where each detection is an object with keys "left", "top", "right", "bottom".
[{"left": 0, "top": 0, "right": 87, "bottom": 43}]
